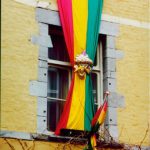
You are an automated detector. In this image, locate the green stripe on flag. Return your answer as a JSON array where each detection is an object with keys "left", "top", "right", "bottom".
[{"left": 84, "top": 0, "right": 103, "bottom": 131}]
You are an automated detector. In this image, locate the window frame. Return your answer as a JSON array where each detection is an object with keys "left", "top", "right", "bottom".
[
  {"left": 47, "top": 25, "right": 104, "bottom": 133},
  {"left": 32, "top": 8, "right": 122, "bottom": 140},
  {"left": 0, "top": 7, "right": 124, "bottom": 142}
]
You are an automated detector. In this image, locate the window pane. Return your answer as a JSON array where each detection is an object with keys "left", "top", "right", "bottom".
[
  {"left": 48, "top": 25, "right": 70, "bottom": 62},
  {"left": 48, "top": 71, "right": 58, "bottom": 97},
  {"left": 47, "top": 67, "right": 69, "bottom": 99},
  {"left": 93, "top": 51, "right": 97, "bottom": 66},
  {"left": 47, "top": 67, "right": 70, "bottom": 131},
  {"left": 94, "top": 104, "right": 98, "bottom": 113},
  {"left": 91, "top": 73, "right": 98, "bottom": 104},
  {"left": 47, "top": 100, "right": 65, "bottom": 131}
]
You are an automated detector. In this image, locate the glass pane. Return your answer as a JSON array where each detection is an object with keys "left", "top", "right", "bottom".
[
  {"left": 48, "top": 25, "right": 70, "bottom": 62},
  {"left": 94, "top": 104, "right": 98, "bottom": 113},
  {"left": 48, "top": 71, "right": 58, "bottom": 98},
  {"left": 93, "top": 51, "right": 97, "bottom": 66},
  {"left": 47, "top": 100, "right": 65, "bottom": 131},
  {"left": 47, "top": 67, "right": 70, "bottom": 131},
  {"left": 91, "top": 73, "right": 98, "bottom": 104},
  {"left": 47, "top": 67, "right": 69, "bottom": 99}
]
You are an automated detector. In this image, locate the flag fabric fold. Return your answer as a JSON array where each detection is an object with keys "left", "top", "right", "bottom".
[
  {"left": 55, "top": 0, "right": 103, "bottom": 136},
  {"left": 86, "top": 92, "right": 109, "bottom": 150}
]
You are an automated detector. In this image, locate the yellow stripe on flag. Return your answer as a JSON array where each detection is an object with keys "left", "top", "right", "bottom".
[
  {"left": 98, "top": 100, "right": 108, "bottom": 125},
  {"left": 91, "top": 135, "right": 97, "bottom": 150},
  {"left": 67, "top": 74, "right": 86, "bottom": 130},
  {"left": 72, "top": 0, "right": 88, "bottom": 57},
  {"left": 67, "top": 0, "right": 88, "bottom": 130},
  {"left": 98, "top": 109, "right": 107, "bottom": 125}
]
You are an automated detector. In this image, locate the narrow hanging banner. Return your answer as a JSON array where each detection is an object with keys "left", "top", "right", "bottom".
[{"left": 55, "top": 0, "right": 103, "bottom": 135}]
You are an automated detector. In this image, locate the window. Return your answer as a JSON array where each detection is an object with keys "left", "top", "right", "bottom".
[
  {"left": 47, "top": 25, "right": 71, "bottom": 132},
  {"left": 47, "top": 25, "right": 104, "bottom": 132}
]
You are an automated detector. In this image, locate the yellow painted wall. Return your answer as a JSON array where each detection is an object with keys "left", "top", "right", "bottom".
[
  {"left": 103, "top": 0, "right": 150, "bottom": 22},
  {"left": 0, "top": 138, "right": 125, "bottom": 150},
  {"left": 116, "top": 26, "right": 150, "bottom": 146},
  {"left": 1, "top": 0, "right": 38, "bottom": 132},
  {"left": 0, "top": 138, "right": 85, "bottom": 150},
  {"left": 1, "top": 0, "right": 150, "bottom": 148}
]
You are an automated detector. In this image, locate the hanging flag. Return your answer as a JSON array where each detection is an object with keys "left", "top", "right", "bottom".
[
  {"left": 91, "top": 91, "right": 109, "bottom": 129},
  {"left": 91, "top": 106, "right": 102, "bottom": 127},
  {"left": 86, "top": 92, "right": 109, "bottom": 150},
  {"left": 97, "top": 100, "right": 108, "bottom": 125},
  {"left": 90, "top": 134, "right": 97, "bottom": 150},
  {"left": 55, "top": 0, "right": 103, "bottom": 135}
]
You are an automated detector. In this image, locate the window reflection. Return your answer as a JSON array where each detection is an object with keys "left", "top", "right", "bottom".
[{"left": 47, "top": 67, "right": 69, "bottom": 131}]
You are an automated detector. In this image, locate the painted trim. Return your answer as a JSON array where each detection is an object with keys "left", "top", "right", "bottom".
[
  {"left": 36, "top": 8, "right": 119, "bottom": 36},
  {"left": 107, "top": 93, "right": 125, "bottom": 108},
  {"left": 36, "top": 8, "right": 61, "bottom": 27},
  {"left": 1, "top": 130, "right": 150, "bottom": 149},
  {"left": 36, "top": 23, "right": 49, "bottom": 134},
  {"left": 104, "top": 48, "right": 124, "bottom": 59},
  {"left": 29, "top": 81, "right": 47, "bottom": 97},
  {"left": 0, "top": 130, "right": 86, "bottom": 141},
  {"left": 31, "top": 35, "right": 52, "bottom": 48},
  {"left": 0, "top": 131, "right": 33, "bottom": 140}
]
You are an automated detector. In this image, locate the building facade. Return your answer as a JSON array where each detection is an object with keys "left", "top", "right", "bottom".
[{"left": 1, "top": 0, "right": 150, "bottom": 149}]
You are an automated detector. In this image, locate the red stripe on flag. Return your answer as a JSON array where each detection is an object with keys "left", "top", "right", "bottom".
[
  {"left": 91, "top": 106, "right": 102, "bottom": 127},
  {"left": 97, "top": 100, "right": 108, "bottom": 125},
  {"left": 91, "top": 100, "right": 108, "bottom": 127},
  {"left": 103, "top": 100, "right": 108, "bottom": 112},
  {"left": 55, "top": 0, "right": 74, "bottom": 135},
  {"left": 57, "top": 0, "right": 74, "bottom": 65}
]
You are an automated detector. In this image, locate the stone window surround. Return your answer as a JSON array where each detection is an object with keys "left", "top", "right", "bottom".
[
  {"left": 31, "top": 7, "right": 125, "bottom": 139},
  {"left": 1, "top": 7, "right": 125, "bottom": 141}
]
